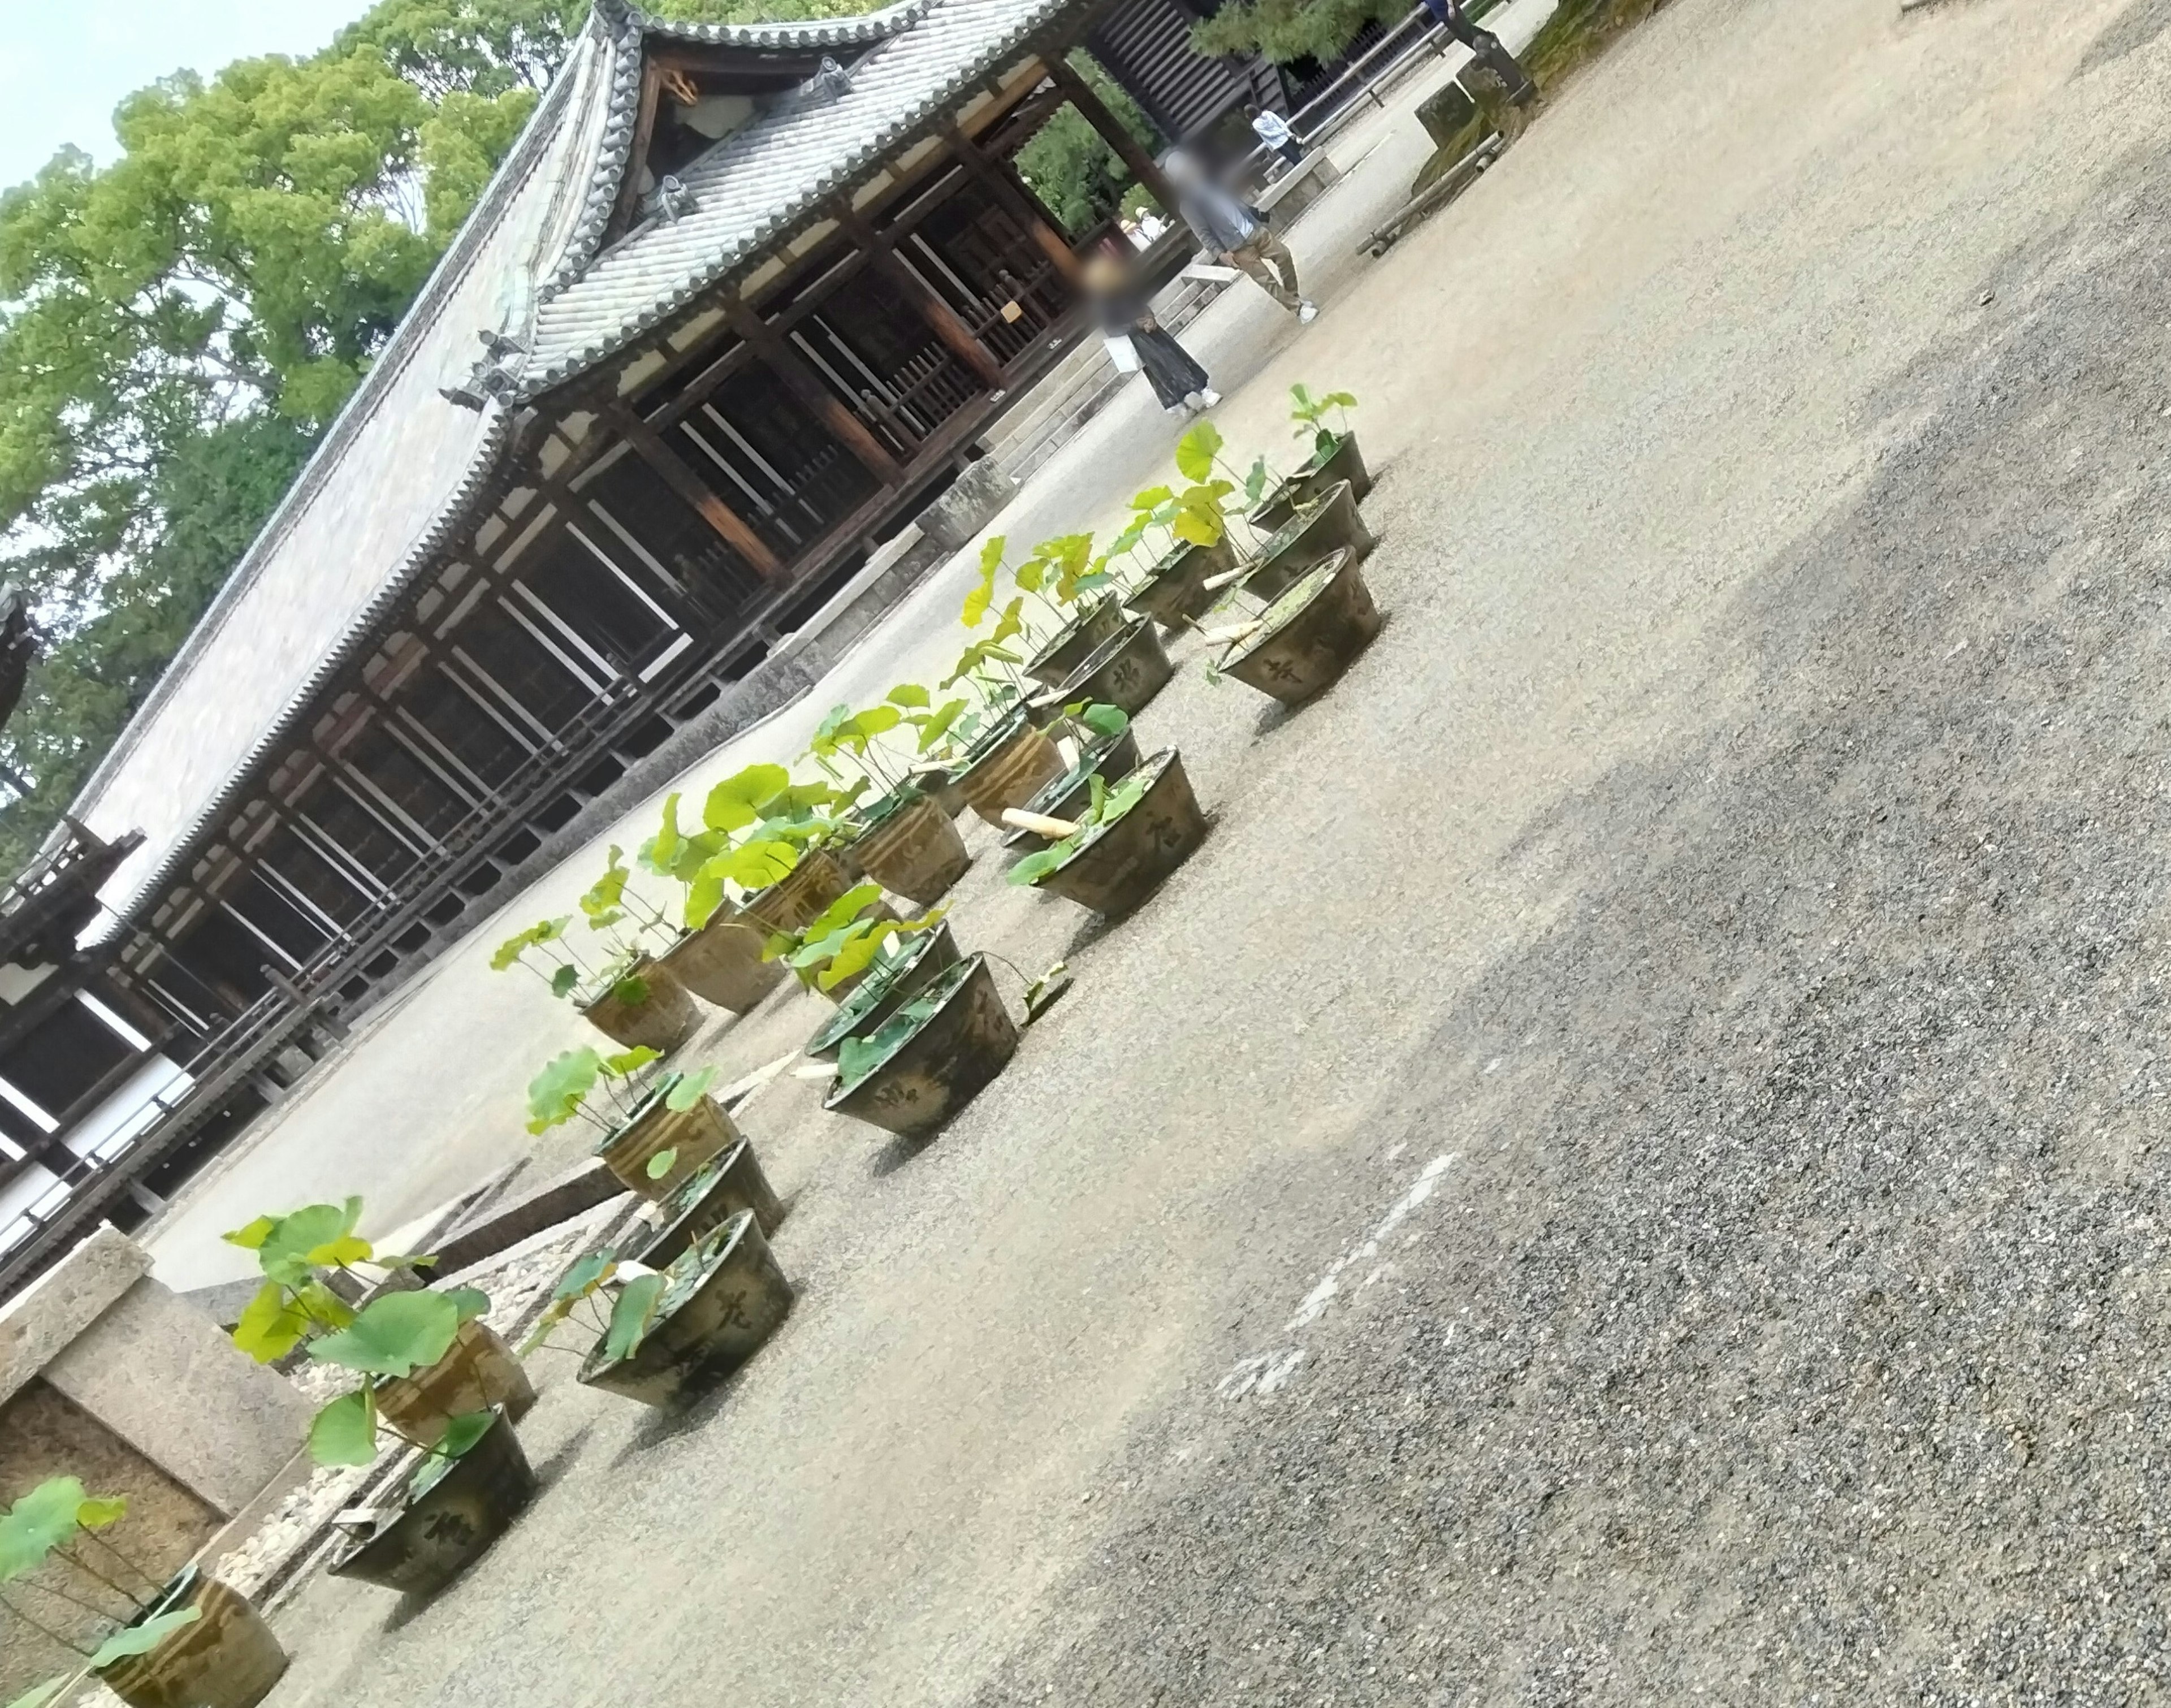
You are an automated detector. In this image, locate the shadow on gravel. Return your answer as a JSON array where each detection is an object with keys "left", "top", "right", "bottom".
[
  {"left": 969, "top": 141, "right": 2171, "bottom": 1706},
  {"left": 380, "top": 1422, "right": 597, "bottom": 1632},
  {"left": 2074, "top": 0, "right": 2171, "bottom": 76}
]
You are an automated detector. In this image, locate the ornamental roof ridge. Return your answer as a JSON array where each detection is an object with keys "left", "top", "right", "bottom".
[{"left": 538, "top": 0, "right": 935, "bottom": 306}]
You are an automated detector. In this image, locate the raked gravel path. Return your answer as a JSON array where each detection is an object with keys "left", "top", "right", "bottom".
[{"left": 139, "top": 0, "right": 2171, "bottom": 1700}]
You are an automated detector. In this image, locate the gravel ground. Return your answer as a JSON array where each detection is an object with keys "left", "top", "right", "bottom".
[{"left": 145, "top": 0, "right": 2171, "bottom": 1702}]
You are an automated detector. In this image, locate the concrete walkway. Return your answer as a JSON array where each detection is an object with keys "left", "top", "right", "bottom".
[{"left": 149, "top": 0, "right": 2171, "bottom": 1698}]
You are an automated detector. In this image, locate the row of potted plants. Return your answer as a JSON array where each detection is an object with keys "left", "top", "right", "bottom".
[{"left": 784, "top": 385, "right": 1388, "bottom": 1144}]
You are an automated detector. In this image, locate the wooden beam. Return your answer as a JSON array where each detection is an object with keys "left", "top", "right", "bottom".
[
  {"left": 606, "top": 406, "right": 784, "bottom": 578},
  {"left": 609, "top": 60, "right": 667, "bottom": 243},
  {"left": 831, "top": 200, "right": 1007, "bottom": 391},
  {"left": 1043, "top": 56, "right": 1177, "bottom": 215},
  {"left": 941, "top": 120, "right": 1084, "bottom": 287},
  {"left": 722, "top": 296, "right": 903, "bottom": 483}
]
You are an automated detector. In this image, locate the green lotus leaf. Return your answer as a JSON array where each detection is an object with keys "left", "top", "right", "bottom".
[
  {"left": 230, "top": 1281, "right": 310, "bottom": 1363},
  {"left": 603, "top": 1273, "right": 668, "bottom": 1364},
  {"left": 664, "top": 1068, "right": 715, "bottom": 1112},
  {"left": 308, "top": 1390, "right": 378, "bottom": 1467},
  {"left": 306, "top": 1290, "right": 460, "bottom": 1378},
  {"left": 1175, "top": 418, "right": 1222, "bottom": 482},
  {"left": 0, "top": 1479, "right": 87, "bottom": 1581},
  {"left": 89, "top": 1608, "right": 202, "bottom": 1670},
  {"left": 553, "top": 1249, "right": 616, "bottom": 1302}
]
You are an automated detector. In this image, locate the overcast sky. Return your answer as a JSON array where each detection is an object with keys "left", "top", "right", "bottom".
[{"left": 0, "top": 0, "right": 377, "bottom": 192}]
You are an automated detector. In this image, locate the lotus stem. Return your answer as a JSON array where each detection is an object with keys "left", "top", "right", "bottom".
[
  {"left": 0, "top": 1589, "right": 96, "bottom": 1660},
  {"left": 53, "top": 1545, "right": 144, "bottom": 1614},
  {"left": 1201, "top": 620, "right": 1264, "bottom": 647},
  {"left": 1201, "top": 567, "right": 1247, "bottom": 592}
]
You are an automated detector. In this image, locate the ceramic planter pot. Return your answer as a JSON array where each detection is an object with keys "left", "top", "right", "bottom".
[
  {"left": 634, "top": 1138, "right": 785, "bottom": 1266},
  {"left": 376, "top": 1316, "right": 538, "bottom": 1448},
  {"left": 94, "top": 1568, "right": 287, "bottom": 1708},
  {"left": 1243, "top": 481, "right": 1375, "bottom": 601},
  {"left": 1001, "top": 729, "right": 1143, "bottom": 859},
  {"left": 579, "top": 955, "right": 700, "bottom": 1053},
  {"left": 804, "top": 921, "right": 962, "bottom": 1063},
  {"left": 327, "top": 1408, "right": 535, "bottom": 1597},
  {"left": 1125, "top": 534, "right": 1239, "bottom": 632},
  {"left": 1024, "top": 593, "right": 1129, "bottom": 687},
  {"left": 849, "top": 794, "right": 971, "bottom": 906},
  {"left": 578, "top": 1210, "right": 794, "bottom": 1408},
  {"left": 1023, "top": 748, "right": 1206, "bottom": 919},
  {"left": 658, "top": 910, "right": 785, "bottom": 1014},
  {"left": 595, "top": 1080, "right": 741, "bottom": 1197},
  {"left": 1250, "top": 435, "right": 1372, "bottom": 534},
  {"left": 952, "top": 714, "right": 1066, "bottom": 828},
  {"left": 1054, "top": 617, "right": 1174, "bottom": 718},
  {"left": 822, "top": 954, "right": 1018, "bottom": 1140},
  {"left": 1296, "top": 431, "right": 1371, "bottom": 503},
  {"left": 741, "top": 849, "right": 850, "bottom": 935},
  {"left": 907, "top": 763, "right": 970, "bottom": 818},
  {"left": 1218, "top": 548, "right": 1382, "bottom": 706}
]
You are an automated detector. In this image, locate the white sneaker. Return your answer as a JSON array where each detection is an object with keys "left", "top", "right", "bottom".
[
  {"left": 1199, "top": 388, "right": 1221, "bottom": 408},
  {"left": 1297, "top": 300, "right": 1320, "bottom": 325},
  {"left": 1182, "top": 390, "right": 1205, "bottom": 412}
]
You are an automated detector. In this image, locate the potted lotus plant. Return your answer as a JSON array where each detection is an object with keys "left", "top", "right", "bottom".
[
  {"left": 1243, "top": 478, "right": 1376, "bottom": 602},
  {"left": 807, "top": 698, "right": 972, "bottom": 905},
  {"left": 937, "top": 634, "right": 1066, "bottom": 827},
  {"left": 636, "top": 764, "right": 838, "bottom": 1014},
  {"left": 1002, "top": 702, "right": 1139, "bottom": 861},
  {"left": 1003, "top": 750, "right": 1208, "bottom": 919},
  {"left": 223, "top": 1197, "right": 533, "bottom": 1451},
  {"left": 1112, "top": 421, "right": 1272, "bottom": 632},
  {"left": 223, "top": 1208, "right": 535, "bottom": 1599},
  {"left": 759, "top": 881, "right": 949, "bottom": 1006},
  {"left": 0, "top": 1480, "right": 286, "bottom": 1708},
  {"left": 820, "top": 953, "right": 1020, "bottom": 1141},
  {"left": 1252, "top": 385, "right": 1369, "bottom": 533},
  {"left": 1206, "top": 544, "right": 1382, "bottom": 706},
  {"left": 801, "top": 903, "right": 962, "bottom": 1063},
  {"left": 321, "top": 1407, "right": 534, "bottom": 1597},
  {"left": 965, "top": 535, "right": 1125, "bottom": 690},
  {"left": 522, "top": 1045, "right": 733, "bottom": 1199},
  {"left": 532, "top": 1216, "right": 794, "bottom": 1411},
  {"left": 491, "top": 852, "right": 701, "bottom": 1054}
]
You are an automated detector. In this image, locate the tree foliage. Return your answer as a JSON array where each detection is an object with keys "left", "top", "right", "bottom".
[
  {"left": 0, "top": 0, "right": 1143, "bottom": 876},
  {"left": 1014, "top": 53, "right": 1162, "bottom": 232},
  {"left": 1191, "top": 0, "right": 1411, "bottom": 66}
]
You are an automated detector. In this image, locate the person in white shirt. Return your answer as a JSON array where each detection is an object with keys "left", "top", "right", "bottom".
[{"left": 1247, "top": 103, "right": 1304, "bottom": 168}]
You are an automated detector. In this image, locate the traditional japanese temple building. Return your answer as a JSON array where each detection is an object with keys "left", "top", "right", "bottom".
[{"left": 0, "top": 0, "right": 1363, "bottom": 1294}]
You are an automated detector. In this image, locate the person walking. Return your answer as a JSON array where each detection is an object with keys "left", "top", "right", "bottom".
[
  {"left": 1084, "top": 252, "right": 1219, "bottom": 417},
  {"left": 1247, "top": 102, "right": 1305, "bottom": 168},
  {"left": 1161, "top": 148, "right": 1318, "bottom": 325},
  {"left": 1420, "top": 0, "right": 1536, "bottom": 103}
]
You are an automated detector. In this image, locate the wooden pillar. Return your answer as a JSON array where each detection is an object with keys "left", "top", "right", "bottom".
[
  {"left": 607, "top": 406, "right": 784, "bottom": 578},
  {"left": 831, "top": 200, "right": 1007, "bottom": 390},
  {"left": 1043, "top": 57, "right": 1176, "bottom": 215},
  {"left": 940, "top": 120, "right": 1084, "bottom": 287},
  {"left": 723, "top": 296, "right": 904, "bottom": 483}
]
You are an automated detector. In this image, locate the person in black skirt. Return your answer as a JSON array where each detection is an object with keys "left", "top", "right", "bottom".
[{"left": 1084, "top": 252, "right": 1220, "bottom": 417}]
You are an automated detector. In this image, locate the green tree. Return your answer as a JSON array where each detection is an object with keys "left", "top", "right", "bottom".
[
  {"left": 1014, "top": 53, "right": 1163, "bottom": 233},
  {"left": 1192, "top": 0, "right": 1414, "bottom": 66}
]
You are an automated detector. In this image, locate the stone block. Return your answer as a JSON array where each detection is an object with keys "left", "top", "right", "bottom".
[
  {"left": 41, "top": 1274, "right": 314, "bottom": 1516},
  {"left": 917, "top": 459, "right": 1018, "bottom": 551},
  {"left": 0, "top": 1223, "right": 152, "bottom": 1407}
]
